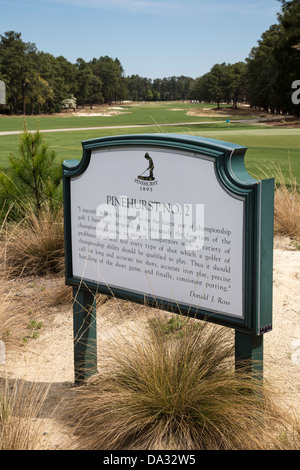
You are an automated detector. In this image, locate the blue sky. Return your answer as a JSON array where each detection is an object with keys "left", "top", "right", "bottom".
[{"left": 0, "top": 0, "right": 281, "bottom": 79}]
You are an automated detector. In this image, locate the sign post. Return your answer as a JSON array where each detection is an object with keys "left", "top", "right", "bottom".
[
  {"left": 235, "top": 330, "right": 264, "bottom": 379},
  {"left": 63, "top": 134, "right": 274, "bottom": 385},
  {"left": 73, "top": 287, "right": 97, "bottom": 383}
]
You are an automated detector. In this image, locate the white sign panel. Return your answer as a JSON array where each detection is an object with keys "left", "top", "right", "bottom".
[{"left": 70, "top": 146, "right": 245, "bottom": 319}]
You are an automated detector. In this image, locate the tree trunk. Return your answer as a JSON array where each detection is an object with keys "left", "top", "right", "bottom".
[
  {"left": 12, "top": 96, "right": 17, "bottom": 115},
  {"left": 22, "top": 83, "right": 26, "bottom": 115}
]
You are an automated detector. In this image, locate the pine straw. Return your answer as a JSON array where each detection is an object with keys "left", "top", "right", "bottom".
[{"left": 63, "top": 318, "right": 300, "bottom": 450}]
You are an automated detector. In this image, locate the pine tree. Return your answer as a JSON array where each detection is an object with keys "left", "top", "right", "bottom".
[{"left": 0, "top": 121, "right": 62, "bottom": 219}]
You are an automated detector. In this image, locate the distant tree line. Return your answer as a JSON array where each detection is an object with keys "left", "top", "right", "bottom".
[
  {"left": 0, "top": 0, "right": 299, "bottom": 115},
  {"left": 190, "top": 62, "right": 247, "bottom": 109},
  {"left": 191, "top": 0, "right": 300, "bottom": 115},
  {"left": 246, "top": 0, "right": 300, "bottom": 114},
  {"left": 0, "top": 32, "right": 127, "bottom": 114},
  {"left": 125, "top": 75, "right": 194, "bottom": 102}
]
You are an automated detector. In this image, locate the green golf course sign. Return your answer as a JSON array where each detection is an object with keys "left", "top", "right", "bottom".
[{"left": 63, "top": 134, "right": 274, "bottom": 383}]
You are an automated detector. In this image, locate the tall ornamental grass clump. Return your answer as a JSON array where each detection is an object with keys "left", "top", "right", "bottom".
[
  {"left": 0, "top": 379, "right": 50, "bottom": 450},
  {"left": 254, "top": 161, "right": 300, "bottom": 243},
  {"left": 273, "top": 165, "right": 300, "bottom": 243},
  {"left": 1, "top": 205, "right": 64, "bottom": 277},
  {"left": 64, "top": 317, "right": 299, "bottom": 450}
]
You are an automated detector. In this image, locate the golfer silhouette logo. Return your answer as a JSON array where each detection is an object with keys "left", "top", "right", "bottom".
[{"left": 137, "top": 153, "right": 155, "bottom": 181}]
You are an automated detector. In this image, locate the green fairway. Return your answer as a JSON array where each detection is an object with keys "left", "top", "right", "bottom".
[
  {"left": 0, "top": 102, "right": 230, "bottom": 133},
  {"left": 0, "top": 116, "right": 265, "bottom": 167},
  {"left": 0, "top": 102, "right": 299, "bottom": 185},
  {"left": 188, "top": 127, "right": 300, "bottom": 184}
]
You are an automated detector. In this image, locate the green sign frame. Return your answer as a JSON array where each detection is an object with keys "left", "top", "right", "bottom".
[{"left": 63, "top": 134, "right": 274, "bottom": 383}]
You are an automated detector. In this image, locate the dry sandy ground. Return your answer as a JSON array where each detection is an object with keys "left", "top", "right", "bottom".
[{"left": 0, "top": 235, "right": 299, "bottom": 449}]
